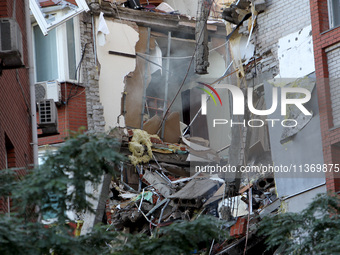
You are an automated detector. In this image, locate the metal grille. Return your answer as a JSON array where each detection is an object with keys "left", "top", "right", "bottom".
[
  {"left": 35, "top": 84, "right": 46, "bottom": 102},
  {"left": 0, "top": 20, "right": 11, "bottom": 51},
  {"left": 38, "top": 99, "right": 56, "bottom": 125}
]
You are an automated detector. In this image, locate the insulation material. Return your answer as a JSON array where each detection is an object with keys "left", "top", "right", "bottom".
[
  {"left": 277, "top": 25, "right": 315, "bottom": 78},
  {"left": 128, "top": 129, "right": 157, "bottom": 166}
]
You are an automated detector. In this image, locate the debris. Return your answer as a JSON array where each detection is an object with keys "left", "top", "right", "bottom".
[
  {"left": 101, "top": 128, "right": 281, "bottom": 255},
  {"left": 155, "top": 2, "right": 174, "bottom": 13},
  {"left": 230, "top": 217, "right": 247, "bottom": 238},
  {"left": 143, "top": 170, "right": 174, "bottom": 197},
  {"left": 195, "top": 0, "right": 211, "bottom": 74},
  {"left": 162, "top": 112, "right": 181, "bottom": 143},
  {"left": 203, "top": 183, "right": 226, "bottom": 207},
  {"left": 253, "top": 0, "right": 266, "bottom": 12},
  {"left": 259, "top": 198, "right": 281, "bottom": 218},
  {"left": 169, "top": 178, "right": 221, "bottom": 208},
  {"left": 143, "top": 115, "right": 162, "bottom": 135},
  {"left": 128, "top": 129, "right": 157, "bottom": 165}
]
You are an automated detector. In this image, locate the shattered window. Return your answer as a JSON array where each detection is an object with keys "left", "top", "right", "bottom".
[{"left": 29, "top": 0, "right": 89, "bottom": 35}]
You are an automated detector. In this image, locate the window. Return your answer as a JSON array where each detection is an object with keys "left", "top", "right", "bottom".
[
  {"left": 34, "top": 25, "right": 59, "bottom": 82},
  {"left": 329, "top": 0, "right": 340, "bottom": 28},
  {"left": 5, "top": 134, "right": 15, "bottom": 168},
  {"left": 29, "top": 0, "right": 89, "bottom": 35},
  {"left": 33, "top": 14, "right": 81, "bottom": 83}
]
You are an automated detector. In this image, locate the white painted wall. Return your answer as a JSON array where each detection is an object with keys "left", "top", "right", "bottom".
[
  {"left": 277, "top": 25, "right": 315, "bottom": 78},
  {"left": 164, "top": 0, "right": 198, "bottom": 18},
  {"left": 95, "top": 18, "right": 139, "bottom": 130}
]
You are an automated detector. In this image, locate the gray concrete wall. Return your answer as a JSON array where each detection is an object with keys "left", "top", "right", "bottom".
[{"left": 263, "top": 77, "right": 325, "bottom": 197}]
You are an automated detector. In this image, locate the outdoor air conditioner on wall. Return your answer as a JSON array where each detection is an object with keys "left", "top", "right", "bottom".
[
  {"left": 38, "top": 99, "right": 58, "bottom": 126},
  {"left": 38, "top": 99, "right": 58, "bottom": 135},
  {"left": 0, "top": 18, "right": 23, "bottom": 68},
  {"left": 35, "top": 80, "right": 61, "bottom": 103}
]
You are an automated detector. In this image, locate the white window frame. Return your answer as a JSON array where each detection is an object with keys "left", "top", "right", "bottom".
[
  {"left": 328, "top": 0, "right": 340, "bottom": 28},
  {"left": 32, "top": 12, "right": 82, "bottom": 83},
  {"left": 29, "top": 0, "right": 89, "bottom": 36}
]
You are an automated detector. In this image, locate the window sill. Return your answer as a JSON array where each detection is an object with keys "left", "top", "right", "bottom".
[
  {"left": 329, "top": 125, "right": 340, "bottom": 132},
  {"left": 58, "top": 80, "right": 85, "bottom": 87},
  {"left": 321, "top": 24, "right": 340, "bottom": 35}
]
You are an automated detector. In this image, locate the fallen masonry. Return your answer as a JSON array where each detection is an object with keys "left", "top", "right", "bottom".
[{"left": 86, "top": 128, "right": 282, "bottom": 253}]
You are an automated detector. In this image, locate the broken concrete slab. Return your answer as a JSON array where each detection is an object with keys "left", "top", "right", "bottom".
[
  {"left": 259, "top": 198, "right": 281, "bottom": 218},
  {"left": 169, "top": 178, "right": 220, "bottom": 207},
  {"left": 143, "top": 170, "right": 174, "bottom": 198},
  {"left": 81, "top": 174, "right": 112, "bottom": 235},
  {"left": 203, "top": 183, "right": 226, "bottom": 207},
  {"left": 159, "top": 162, "right": 191, "bottom": 177}
]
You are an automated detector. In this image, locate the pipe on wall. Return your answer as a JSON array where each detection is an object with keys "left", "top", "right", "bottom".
[{"left": 25, "top": 0, "right": 38, "bottom": 166}]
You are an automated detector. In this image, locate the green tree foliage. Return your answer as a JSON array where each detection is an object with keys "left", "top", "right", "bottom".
[
  {"left": 109, "top": 215, "right": 227, "bottom": 255},
  {"left": 0, "top": 133, "right": 226, "bottom": 254},
  {"left": 259, "top": 193, "right": 340, "bottom": 255}
]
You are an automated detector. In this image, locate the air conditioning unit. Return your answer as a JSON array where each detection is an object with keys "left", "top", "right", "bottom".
[
  {"left": 38, "top": 99, "right": 58, "bottom": 126},
  {"left": 35, "top": 80, "right": 61, "bottom": 103},
  {"left": 0, "top": 18, "right": 23, "bottom": 67}
]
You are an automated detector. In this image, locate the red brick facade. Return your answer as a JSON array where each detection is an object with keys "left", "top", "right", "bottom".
[
  {"left": 310, "top": 0, "right": 340, "bottom": 192},
  {"left": 0, "top": 0, "right": 33, "bottom": 170},
  {"left": 38, "top": 82, "right": 88, "bottom": 146},
  {"left": 0, "top": 0, "right": 33, "bottom": 213}
]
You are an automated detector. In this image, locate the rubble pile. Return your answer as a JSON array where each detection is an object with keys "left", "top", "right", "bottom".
[{"left": 104, "top": 129, "right": 280, "bottom": 253}]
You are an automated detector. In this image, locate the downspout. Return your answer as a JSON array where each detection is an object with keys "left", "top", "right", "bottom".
[{"left": 25, "top": 0, "right": 38, "bottom": 166}]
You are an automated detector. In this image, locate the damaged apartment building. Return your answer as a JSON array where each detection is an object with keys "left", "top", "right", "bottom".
[{"left": 28, "top": 0, "right": 337, "bottom": 253}]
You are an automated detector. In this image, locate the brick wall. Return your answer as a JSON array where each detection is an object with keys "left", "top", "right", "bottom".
[
  {"left": 0, "top": 0, "right": 12, "bottom": 18},
  {"left": 0, "top": 0, "right": 33, "bottom": 213},
  {"left": 254, "top": 0, "right": 312, "bottom": 76},
  {"left": 0, "top": 0, "right": 33, "bottom": 170},
  {"left": 79, "top": 12, "right": 106, "bottom": 133},
  {"left": 326, "top": 43, "right": 340, "bottom": 126},
  {"left": 38, "top": 82, "right": 88, "bottom": 146},
  {"left": 310, "top": 0, "right": 340, "bottom": 192}
]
